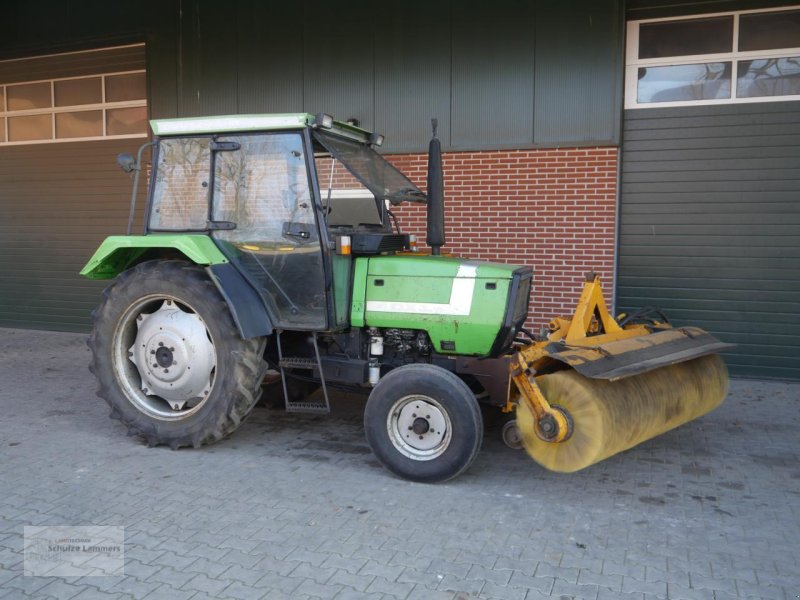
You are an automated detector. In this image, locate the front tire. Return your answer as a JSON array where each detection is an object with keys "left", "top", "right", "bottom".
[
  {"left": 88, "top": 260, "right": 267, "bottom": 448},
  {"left": 364, "top": 364, "right": 483, "bottom": 483}
]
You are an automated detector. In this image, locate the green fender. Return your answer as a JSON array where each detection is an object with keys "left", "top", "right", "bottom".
[{"left": 80, "top": 235, "right": 228, "bottom": 280}]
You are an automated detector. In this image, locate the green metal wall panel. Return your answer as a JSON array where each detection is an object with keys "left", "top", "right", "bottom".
[
  {"left": 301, "top": 1, "right": 375, "bottom": 131},
  {"left": 627, "top": 0, "right": 793, "bottom": 20},
  {"left": 177, "top": 0, "right": 238, "bottom": 117},
  {"left": 618, "top": 103, "right": 800, "bottom": 380},
  {"left": 235, "top": 1, "right": 303, "bottom": 114},
  {"left": 451, "top": 0, "right": 535, "bottom": 148},
  {"left": 145, "top": 0, "right": 179, "bottom": 121},
  {"left": 0, "top": 0, "right": 624, "bottom": 151},
  {"left": 373, "top": 1, "right": 451, "bottom": 152},
  {"left": 0, "top": 0, "right": 146, "bottom": 59},
  {"left": 0, "top": 140, "right": 147, "bottom": 332},
  {"left": 534, "top": 0, "right": 622, "bottom": 145}
]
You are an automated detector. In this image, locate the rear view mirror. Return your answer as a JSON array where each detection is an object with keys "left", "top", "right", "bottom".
[{"left": 117, "top": 153, "right": 136, "bottom": 173}]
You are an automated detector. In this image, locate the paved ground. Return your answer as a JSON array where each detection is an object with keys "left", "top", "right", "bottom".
[{"left": 0, "top": 328, "right": 798, "bottom": 600}]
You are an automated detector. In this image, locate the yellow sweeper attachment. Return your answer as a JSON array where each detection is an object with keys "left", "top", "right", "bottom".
[{"left": 509, "top": 274, "right": 732, "bottom": 473}]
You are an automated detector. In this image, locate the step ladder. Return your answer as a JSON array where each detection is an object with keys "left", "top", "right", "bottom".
[{"left": 275, "top": 331, "right": 331, "bottom": 414}]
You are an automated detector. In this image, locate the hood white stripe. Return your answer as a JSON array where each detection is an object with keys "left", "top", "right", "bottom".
[{"left": 365, "top": 265, "right": 478, "bottom": 316}]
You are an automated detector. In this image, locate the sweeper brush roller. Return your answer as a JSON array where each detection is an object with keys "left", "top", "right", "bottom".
[{"left": 516, "top": 352, "right": 728, "bottom": 472}]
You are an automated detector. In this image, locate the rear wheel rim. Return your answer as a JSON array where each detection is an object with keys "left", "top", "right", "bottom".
[
  {"left": 112, "top": 294, "right": 217, "bottom": 421},
  {"left": 386, "top": 395, "right": 452, "bottom": 461}
]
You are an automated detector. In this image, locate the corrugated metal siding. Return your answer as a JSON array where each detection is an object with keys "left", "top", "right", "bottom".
[
  {"left": 302, "top": 1, "right": 375, "bottom": 131},
  {"left": 177, "top": 1, "right": 238, "bottom": 117},
  {"left": 235, "top": 1, "right": 303, "bottom": 114},
  {"left": 627, "top": 0, "right": 792, "bottom": 20},
  {"left": 145, "top": 0, "right": 179, "bottom": 121},
  {"left": 0, "top": 140, "right": 146, "bottom": 331},
  {"left": 153, "top": 0, "right": 620, "bottom": 150},
  {"left": 0, "top": 0, "right": 146, "bottom": 59},
  {"left": 0, "top": 0, "right": 623, "bottom": 151},
  {"left": 618, "top": 103, "right": 800, "bottom": 379},
  {"left": 534, "top": 0, "right": 622, "bottom": 145},
  {"left": 0, "top": 45, "right": 145, "bottom": 83},
  {"left": 450, "top": 0, "right": 535, "bottom": 148},
  {"left": 373, "top": 1, "right": 451, "bottom": 152}
]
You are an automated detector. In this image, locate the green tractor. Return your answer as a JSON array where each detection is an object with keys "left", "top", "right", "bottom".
[{"left": 82, "top": 113, "right": 730, "bottom": 482}]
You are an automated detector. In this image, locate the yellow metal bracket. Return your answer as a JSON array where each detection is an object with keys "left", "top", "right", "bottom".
[
  {"left": 508, "top": 345, "right": 570, "bottom": 443},
  {"left": 507, "top": 274, "right": 630, "bottom": 444}
]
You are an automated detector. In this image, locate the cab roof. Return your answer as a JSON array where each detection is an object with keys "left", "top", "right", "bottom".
[{"left": 149, "top": 113, "right": 373, "bottom": 143}]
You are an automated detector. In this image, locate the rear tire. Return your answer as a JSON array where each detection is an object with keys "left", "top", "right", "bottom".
[
  {"left": 88, "top": 260, "right": 267, "bottom": 449},
  {"left": 364, "top": 364, "right": 483, "bottom": 483}
]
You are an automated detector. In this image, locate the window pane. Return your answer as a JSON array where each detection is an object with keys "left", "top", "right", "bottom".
[
  {"left": 8, "top": 114, "right": 51, "bottom": 141},
  {"left": 105, "top": 73, "right": 146, "bottom": 102},
  {"left": 54, "top": 77, "right": 102, "bottom": 107},
  {"left": 737, "top": 56, "right": 800, "bottom": 98},
  {"left": 7, "top": 82, "right": 51, "bottom": 111},
  {"left": 0, "top": 118, "right": 5, "bottom": 143},
  {"left": 739, "top": 10, "right": 800, "bottom": 52},
  {"left": 106, "top": 106, "right": 147, "bottom": 135},
  {"left": 150, "top": 138, "right": 211, "bottom": 230},
  {"left": 0, "top": 87, "right": 5, "bottom": 111},
  {"left": 637, "top": 62, "right": 731, "bottom": 103},
  {"left": 55, "top": 110, "right": 102, "bottom": 138},
  {"left": 639, "top": 17, "right": 733, "bottom": 59}
]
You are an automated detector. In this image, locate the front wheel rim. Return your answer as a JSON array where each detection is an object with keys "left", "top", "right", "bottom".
[
  {"left": 112, "top": 294, "right": 217, "bottom": 421},
  {"left": 386, "top": 395, "right": 452, "bottom": 461}
]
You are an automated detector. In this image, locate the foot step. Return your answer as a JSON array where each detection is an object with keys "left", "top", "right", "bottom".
[
  {"left": 279, "top": 356, "right": 330, "bottom": 414},
  {"left": 279, "top": 357, "right": 317, "bottom": 370},
  {"left": 285, "top": 400, "right": 330, "bottom": 414}
]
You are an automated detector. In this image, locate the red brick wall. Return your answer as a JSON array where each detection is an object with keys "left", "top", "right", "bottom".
[{"left": 385, "top": 147, "right": 619, "bottom": 331}]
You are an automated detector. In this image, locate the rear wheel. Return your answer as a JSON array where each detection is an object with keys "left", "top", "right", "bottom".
[
  {"left": 364, "top": 364, "right": 483, "bottom": 483},
  {"left": 88, "top": 260, "right": 267, "bottom": 448}
]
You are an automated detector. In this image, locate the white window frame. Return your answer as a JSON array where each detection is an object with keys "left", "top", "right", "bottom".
[
  {"left": 0, "top": 70, "right": 148, "bottom": 145},
  {"left": 626, "top": 5, "right": 800, "bottom": 109}
]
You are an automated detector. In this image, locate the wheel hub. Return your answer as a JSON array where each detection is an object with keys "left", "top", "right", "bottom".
[
  {"left": 155, "top": 346, "right": 174, "bottom": 368},
  {"left": 411, "top": 417, "right": 430, "bottom": 435},
  {"left": 391, "top": 396, "right": 449, "bottom": 456},
  {"left": 128, "top": 300, "right": 216, "bottom": 409}
]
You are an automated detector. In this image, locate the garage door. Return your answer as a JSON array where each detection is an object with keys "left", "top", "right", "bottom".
[
  {"left": 0, "top": 45, "right": 147, "bottom": 332},
  {"left": 618, "top": 103, "right": 800, "bottom": 380}
]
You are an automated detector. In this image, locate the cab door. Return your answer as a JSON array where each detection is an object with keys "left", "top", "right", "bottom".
[{"left": 211, "top": 132, "right": 329, "bottom": 330}]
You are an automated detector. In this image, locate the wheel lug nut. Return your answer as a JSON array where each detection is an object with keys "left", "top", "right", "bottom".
[
  {"left": 150, "top": 349, "right": 155, "bottom": 355},
  {"left": 169, "top": 347, "right": 175, "bottom": 352},
  {"left": 164, "top": 369, "right": 169, "bottom": 373},
  {"left": 158, "top": 342, "right": 164, "bottom": 347},
  {"left": 412, "top": 413, "right": 416, "bottom": 418},
  {"left": 408, "top": 426, "right": 413, "bottom": 431}
]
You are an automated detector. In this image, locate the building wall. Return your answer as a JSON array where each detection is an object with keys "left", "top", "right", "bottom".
[
  {"left": 149, "top": 0, "right": 624, "bottom": 153},
  {"left": 385, "top": 148, "right": 619, "bottom": 330}
]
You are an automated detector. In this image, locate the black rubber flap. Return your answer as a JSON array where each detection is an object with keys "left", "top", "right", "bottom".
[{"left": 544, "top": 327, "right": 734, "bottom": 381}]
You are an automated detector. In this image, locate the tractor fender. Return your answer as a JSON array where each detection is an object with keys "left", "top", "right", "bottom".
[
  {"left": 80, "top": 235, "right": 273, "bottom": 340},
  {"left": 80, "top": 235, "right": 229, "bottom": 280},
  {"left": 206, "top": 263, "right": 273, "bottom": 339}
]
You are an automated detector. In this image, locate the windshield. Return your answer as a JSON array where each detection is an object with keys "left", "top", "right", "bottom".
[{"left": 313, "top": 131, "right": 426, "bottom": 205}]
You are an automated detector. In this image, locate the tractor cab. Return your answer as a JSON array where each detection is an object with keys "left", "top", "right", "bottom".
[{"left": 143, "top": 113, "right": 425, "bottom": 332}]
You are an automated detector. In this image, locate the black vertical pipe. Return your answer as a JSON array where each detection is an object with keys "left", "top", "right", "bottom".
[{"left": 426, "top": 118, "right": 445, "bottom": 255}]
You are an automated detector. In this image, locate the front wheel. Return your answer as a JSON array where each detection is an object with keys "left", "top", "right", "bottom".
[
  {"left": 88, "top": 260, "right": 267, "bottom": 449},
  {"left": 364, "top": 364, "right": 483, "bottom": 483}
]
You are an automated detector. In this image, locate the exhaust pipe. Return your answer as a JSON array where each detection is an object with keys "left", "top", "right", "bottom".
[{"left": 426, "top": 118, "right": 445, "bottom": 256}]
